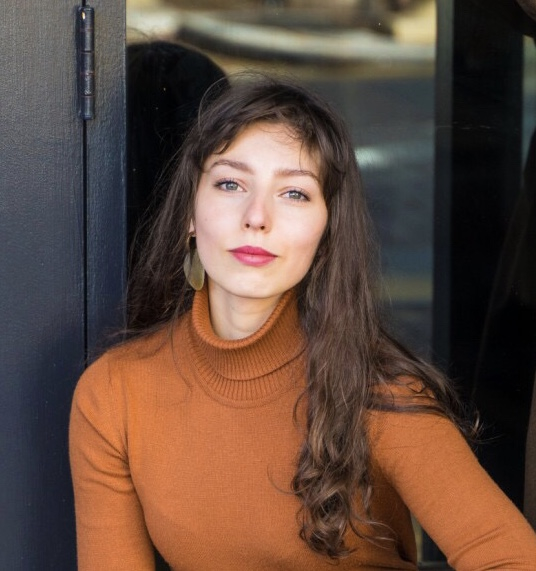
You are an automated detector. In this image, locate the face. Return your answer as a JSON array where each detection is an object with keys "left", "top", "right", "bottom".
[{"left": 192, "top": 122, "right": 328, "bottom": 313}]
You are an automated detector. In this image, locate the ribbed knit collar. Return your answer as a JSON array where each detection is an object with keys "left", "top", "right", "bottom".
[{"left": 183, "top": 286, "right": 306, "bottom": 406}]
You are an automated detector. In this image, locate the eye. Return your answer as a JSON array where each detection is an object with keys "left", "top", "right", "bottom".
[
  {"left": 283, "top": 189, "right": 309, "bottom": 201},
  {"left": 215, "top": 179, "right": 241, "bottom": 192}
]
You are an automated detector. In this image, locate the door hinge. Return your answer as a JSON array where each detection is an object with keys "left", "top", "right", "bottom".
[{"left": 77, "top": 6, "right": 95, "bottom": 120}]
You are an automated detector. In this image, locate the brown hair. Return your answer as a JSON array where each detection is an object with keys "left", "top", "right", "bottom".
[{"left": 127, "top": 74, "right": 474, "bottom": 559}]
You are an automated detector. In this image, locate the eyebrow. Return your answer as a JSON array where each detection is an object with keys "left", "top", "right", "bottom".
[{"left": 208, "top": 159, "right": 320, "bottom": 183}]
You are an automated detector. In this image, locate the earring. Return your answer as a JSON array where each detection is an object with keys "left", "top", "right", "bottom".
[{"left": 183, "top": 235, "right": 205, "bottom": 291}]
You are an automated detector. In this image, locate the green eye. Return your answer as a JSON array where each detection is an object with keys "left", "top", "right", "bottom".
[
  {"left": 286, "top": 189, "right": 308, "bottom": 201},
  {"left": 216, "top": 179, "right": 240, "bottom": 191}
]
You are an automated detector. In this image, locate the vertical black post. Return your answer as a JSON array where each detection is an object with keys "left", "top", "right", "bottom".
[
  {"left": 85, "top": 0, "right": 127, "bottom": 356},
  {"left": 434, "top": 0, "right": 525, "bottom": 506},
  {"left": 432, "top": 0, "right": 530, "bottom": 560}
]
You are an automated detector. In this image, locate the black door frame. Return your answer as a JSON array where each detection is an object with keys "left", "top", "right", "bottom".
[
  {"left": 0, "top": 1, "right": 125, "bottom": 568},
  {"left": 432, "top": 0, "right": 534, "bottom": 559}
]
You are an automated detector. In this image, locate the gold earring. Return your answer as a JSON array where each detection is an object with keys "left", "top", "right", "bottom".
[{"left": 183, "top": 235, "right": 205, "bottom": 291}]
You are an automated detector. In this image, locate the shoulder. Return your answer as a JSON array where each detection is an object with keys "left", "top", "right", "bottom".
[
  {"left": 73, "top": 324, "right": 182, "bottom": 411},
  {"left": 367, "top": 376, "right": 466, "bottom": 463},
  {"left": 82, "top": 326, "right": 169, "bottom": 376},
  {"left": 70, "top": 323, "right": 190, "bottom": 452},
  {"left": 367, "top": 376, "right": 467, "bottom": 475}
]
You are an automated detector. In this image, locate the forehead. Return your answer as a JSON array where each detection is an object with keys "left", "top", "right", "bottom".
[{"left": 213, "top": 121, "right": 321, "bottom": 167}]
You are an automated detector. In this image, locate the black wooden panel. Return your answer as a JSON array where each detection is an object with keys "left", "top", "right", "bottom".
[
  {"left": 0, "top": 1, "right": 126, "bottom": 568},
  {"left": 86, "top": 0, "right": 127, "bottom": 355},
  {"left": 0, "top": 2, "right": 84, "bottom": 569},
  {"left": 434, "top": 0, "right": 525, "bottom": 504},
  {"left": 431, "top": 0, "right": 530, "bottom": 561}
]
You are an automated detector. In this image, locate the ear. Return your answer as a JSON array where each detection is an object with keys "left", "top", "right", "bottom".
[{"left": 188, "top": 219, "right": 195, "bottom": 234}]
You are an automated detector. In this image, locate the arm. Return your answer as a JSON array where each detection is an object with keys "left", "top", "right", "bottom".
[
  {"left": 370, "top": 408, "right": 536, "bottom": 570},
  {"left": 69, "top": 354, "right": 155, "bottom": 571}
]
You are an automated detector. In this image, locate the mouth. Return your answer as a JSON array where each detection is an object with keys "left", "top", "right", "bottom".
[{"left": 229, "top": 245, "right": 277, "bottom": 267}]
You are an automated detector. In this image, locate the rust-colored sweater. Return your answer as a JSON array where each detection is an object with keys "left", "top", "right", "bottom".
[{"left": 70, "top": 288, "right": 536, "bottom": 570}]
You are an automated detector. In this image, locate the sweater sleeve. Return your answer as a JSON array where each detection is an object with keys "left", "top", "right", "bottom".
[
  {"left": 69, "top": 353, "right": 155, "bottom": 571},
  {"left": 369, "top": 407, "right": 536, "bottom": 570}
]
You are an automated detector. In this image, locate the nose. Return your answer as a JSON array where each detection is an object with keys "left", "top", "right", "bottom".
[{"left": 242, "top": 193, "right": 271, "bottom": 231}]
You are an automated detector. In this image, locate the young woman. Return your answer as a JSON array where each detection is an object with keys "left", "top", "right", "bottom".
[{"left": 69, "top": 76, "right": 536, "bottom": 570}]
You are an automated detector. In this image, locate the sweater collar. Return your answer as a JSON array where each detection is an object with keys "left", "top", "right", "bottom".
[{"left": 184, "top": 286, "right": 306, "bottom": 404}]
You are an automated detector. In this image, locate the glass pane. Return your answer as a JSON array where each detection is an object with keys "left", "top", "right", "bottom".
[
  {"left": 126, "top": 0, "right": 436, "bottom": 360},
  {"left": 126, "top": 0, "right": 435, "bottom": 564}
]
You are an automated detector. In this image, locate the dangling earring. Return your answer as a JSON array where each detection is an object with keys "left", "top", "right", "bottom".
[{"left": 183, "top": 234, "right": 205, "bottom": 291}]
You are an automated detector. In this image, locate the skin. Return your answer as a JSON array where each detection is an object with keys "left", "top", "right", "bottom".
[{"left": 191, "top": 122, "right": 328, "bottom": 340}]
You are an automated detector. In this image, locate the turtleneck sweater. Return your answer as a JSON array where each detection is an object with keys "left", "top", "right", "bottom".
[{"left": 70, "top": 287, "right": 536, "bottom": 570}]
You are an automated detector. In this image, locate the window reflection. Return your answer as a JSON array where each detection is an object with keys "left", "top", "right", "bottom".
[
  {"left": 127, "top": 1, "right": 434, "bottom": 562},
  {"left": 126, "top": 0, "right": 436, "bottom": 359}
]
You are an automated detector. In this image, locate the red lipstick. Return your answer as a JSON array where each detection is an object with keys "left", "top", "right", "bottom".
[{"left": 230, "top": 246, "right": 277, "bottom": 267}]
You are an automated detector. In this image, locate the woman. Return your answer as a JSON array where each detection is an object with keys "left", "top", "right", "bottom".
[{"left": 69, "top": 76, "right": 536, "bottom": 570}]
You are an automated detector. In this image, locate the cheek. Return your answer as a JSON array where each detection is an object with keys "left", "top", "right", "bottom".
[
  {"left": 303, "top": 211, "right": 328, "bottom": 249},
  {"left": 192, "top": 201, "right": 217, "bottom": 240},
  {"left": 293, "top": 217, "right": 327, "bottom": 266},
  {"left": 193, "top": 211, "right": 229, "bottom": 265},
  {"left": 194, "top": 223, "right": 216, "bottom": 255}
]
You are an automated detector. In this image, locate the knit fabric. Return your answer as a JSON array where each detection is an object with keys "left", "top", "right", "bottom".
[{"left": 70, "top": 287, "right": 536, "bottom": 570}]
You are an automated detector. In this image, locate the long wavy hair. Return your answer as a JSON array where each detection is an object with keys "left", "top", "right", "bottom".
[{"left": 127, "top": 74, "right": 475, "bottom": 559}]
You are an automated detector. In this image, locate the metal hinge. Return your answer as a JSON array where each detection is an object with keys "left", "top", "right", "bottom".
[{"left": 77, "top": 6, "right": 95, "bottom": 120}]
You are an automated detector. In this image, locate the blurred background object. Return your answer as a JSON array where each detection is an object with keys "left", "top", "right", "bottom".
[{"left": 126, "top": 0, "right": 437, "bottom": 356}]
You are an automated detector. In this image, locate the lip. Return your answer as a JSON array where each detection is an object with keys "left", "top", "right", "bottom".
[{"left": 230, "top": 245, "right": 277, "bottom": 267}]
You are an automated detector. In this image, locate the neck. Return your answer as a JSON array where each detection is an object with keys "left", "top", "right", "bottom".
[{"left": 207, "top": 282, "right": 282, "bottom": 340}]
